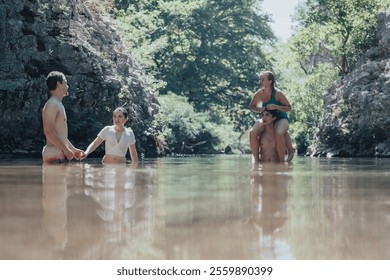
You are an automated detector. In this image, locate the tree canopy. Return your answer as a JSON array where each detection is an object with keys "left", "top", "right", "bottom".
[
  {"left": 111, "top": 0, "right": 390, "bottom": 155},
  {"left": 115, "top": 0, "right": 274, "bottom": 109},
  {"left": 112, "top": 0, "right": 277, "bottom": 153},
  {"left": 291, "top": 0, "right": 389, "bottom": 75}
]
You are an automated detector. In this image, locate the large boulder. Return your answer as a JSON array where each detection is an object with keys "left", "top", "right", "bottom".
[
  {"left": 310, "top": 8, "right": 390, "bottom": 157},
  {"left": 0, "top": 0, "right": 159, "bottom": 158}
]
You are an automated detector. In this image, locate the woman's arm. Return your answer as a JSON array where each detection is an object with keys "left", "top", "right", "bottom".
[
  {"left": 81, "top": 137, "right": 104, "bottom": 160},
  {"left": 266, "top": 91, "right": 291, "bottom": 112},
  {"left": 128, "top": 144, "right": 138, "bottom": 165},
  {"left": 249, "top": 89, "right": 265, "bottom": 113}
]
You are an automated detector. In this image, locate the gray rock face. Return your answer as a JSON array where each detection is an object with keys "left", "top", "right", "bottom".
[
  {"left": 310, "top": 9, "right": 390, "bottom": 157},
  {"left": 0, "top": 0, "right": 159, "bottom": 158}
]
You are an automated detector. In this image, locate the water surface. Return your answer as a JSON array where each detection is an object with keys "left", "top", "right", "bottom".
[{"left": 0, "top": 155, "right": 389, "bottom": 259}]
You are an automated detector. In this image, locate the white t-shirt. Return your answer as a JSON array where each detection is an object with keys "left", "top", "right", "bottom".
[{"left": 97, "top": 125, "right": 136, "bottom": 157}]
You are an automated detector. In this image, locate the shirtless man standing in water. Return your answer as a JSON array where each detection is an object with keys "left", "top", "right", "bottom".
[
  {"left": 259, "top": 110, "right": 280, "bottom": 163},
  {"left": 42, "top": 71, "right": 83, "bottom": 163}
]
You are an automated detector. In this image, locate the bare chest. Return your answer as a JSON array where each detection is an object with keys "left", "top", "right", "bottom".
[
  {"left": 261, "top": 132, "right": 276, "bottom": 149},
  {"left": 57, "top": 105, "right": 67, "bottom": 122}
]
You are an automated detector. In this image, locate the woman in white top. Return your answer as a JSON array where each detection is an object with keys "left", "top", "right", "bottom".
[{"left": 81, "top": 107, "right": 138, "bottom": 165}]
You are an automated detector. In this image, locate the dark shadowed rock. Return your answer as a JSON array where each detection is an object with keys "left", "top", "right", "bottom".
[
  {"left": 0, "top": 0, "right": 159, "bottom": 158},
  {"left": 310, "top": 8, "right": 390, "bottom": 158}
]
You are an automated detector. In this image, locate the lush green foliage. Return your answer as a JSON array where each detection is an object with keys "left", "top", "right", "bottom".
[
  {"left": 112, "top": 0, "right": 275, "bottom": 153},
  {"left": 279, "top": 0, "right": 390, "bottom": 153},
  {"left": 151, "top": 93, "right": 242, "bottom": 154},
  {"left": 115, "top": 0, "right": 274, "bottom": 107},
  {"left": 265, "top": 43, "right": 333, "bottom": 154},
  {"left": 288, "top": 64, "right": 339, "bottom": 153},
  {"left": 110, "top": 0, "right": 388, "bottom": 155},
  {"left": 291, "top": 0, "right": 388, "bottom": 75}
]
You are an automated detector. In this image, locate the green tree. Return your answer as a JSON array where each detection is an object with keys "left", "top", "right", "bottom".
[
  {"left": 152, "top": 93, "right": 242, "bottom": 154},
  {"left": 288, "top": 64, "right": 339, "bottom": 153},
  {"left": 285, "top": 0, "right": 390, "bottom": 153},
  {"left": 154, "top": 0, "right": 274, "bottom": 110},
  {"left": 115, "top": 0, "right": 274, "bottom": 106},
  {"left": 291, "top": 0, "right": 388, "bottom": 75},
  {"left": 269, "top": 40, "right": 340, "bottom": 154},
  {"left": 114, "top": 0, "right": 276, "bottom": 148}
]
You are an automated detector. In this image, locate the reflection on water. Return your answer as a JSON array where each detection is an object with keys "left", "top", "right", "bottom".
[
  {"left": 250, "top": 164, "right": 292, "bottom": 259},
  {"left": 0, "top": 156, "right": 389, "bottom": 259},
  {"left": 42, "top": 162, "right": 156, "bottom": 260}
]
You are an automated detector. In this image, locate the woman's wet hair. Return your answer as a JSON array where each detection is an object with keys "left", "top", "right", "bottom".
[{"left": 114, "top": 107, "right": 128, "bottom": 118}]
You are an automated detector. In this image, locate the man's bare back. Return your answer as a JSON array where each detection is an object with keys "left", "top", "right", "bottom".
[
  {"left": 42, "top": 71, "right": 83, "bottom": 163},
  {"left": 43, "top": 97, "right": 68, "bottom": 145},
  {"left": 42, "top": 97, "right": 69, "bottom": 162}
]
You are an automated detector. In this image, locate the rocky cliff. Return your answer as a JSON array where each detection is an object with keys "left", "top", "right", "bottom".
[
  {"left": 310, "top": 8, "right": 390, "bottom": 158},
  {"left": 0, "top": 0, "right": 159, "bottom": 158}
]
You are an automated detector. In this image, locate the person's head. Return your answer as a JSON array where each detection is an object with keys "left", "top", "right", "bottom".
[
  {"left": 258, "top": 71, "right": 276, "bottom": 91},
  {"left": 46, "top": 71, "right": 67, "bottom": 90},
  {"left": 113, "top": 107, "right": 128, "bottom": 126},
  {"left": 261, "top": 109, "right": 279, "bottom": 125},
  {"left": 46, "top": 71, "right": 68, "bottom": 97}
]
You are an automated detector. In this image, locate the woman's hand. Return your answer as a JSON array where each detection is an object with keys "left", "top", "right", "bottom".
[
  {"left": 80, "top": 151, "right": 88, "bottom": 160},
  {"left": 266, "top": 104, "right": 277, "bottom": 110},
  {"left": 73, "top": 149, "right": 84, "bottom": 160}
]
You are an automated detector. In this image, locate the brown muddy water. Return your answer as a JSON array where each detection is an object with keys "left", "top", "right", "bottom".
[{"left": 0, "top": 155, "right": 389, "bottom": 260}]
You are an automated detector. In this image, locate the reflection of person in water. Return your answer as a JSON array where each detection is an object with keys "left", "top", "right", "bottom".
[
  {"left": 41, "top": 164, "right": 104, "bottom": 259},
  {"left": 42, "top": 164, "right": 69, "bottom": 255},
  {"left": 42, "top": 161, "right": 154, "bottom": 259},
  {"left": 250, "top": 164, "right": 292, "bottom": 258},
  {"left": 90, "top": 164, "right": 162, "bottom": 259},
  {"left": 83, "top": 164, "right": 137, "bottom": 245},
  {"left": 81, "top": 164, "right": 158, "bottom": 259}
]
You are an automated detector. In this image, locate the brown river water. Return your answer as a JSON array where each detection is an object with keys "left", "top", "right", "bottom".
[{"left": 0, "top": 155, "right": 389, "bottom": 260}]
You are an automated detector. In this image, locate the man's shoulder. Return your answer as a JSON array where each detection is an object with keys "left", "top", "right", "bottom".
[
  {"left": 43, "top": 98, "right": 60, "bottom": 113},
  {"left": 45, "top": 97, "right": 62, "bottom": 107}
]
